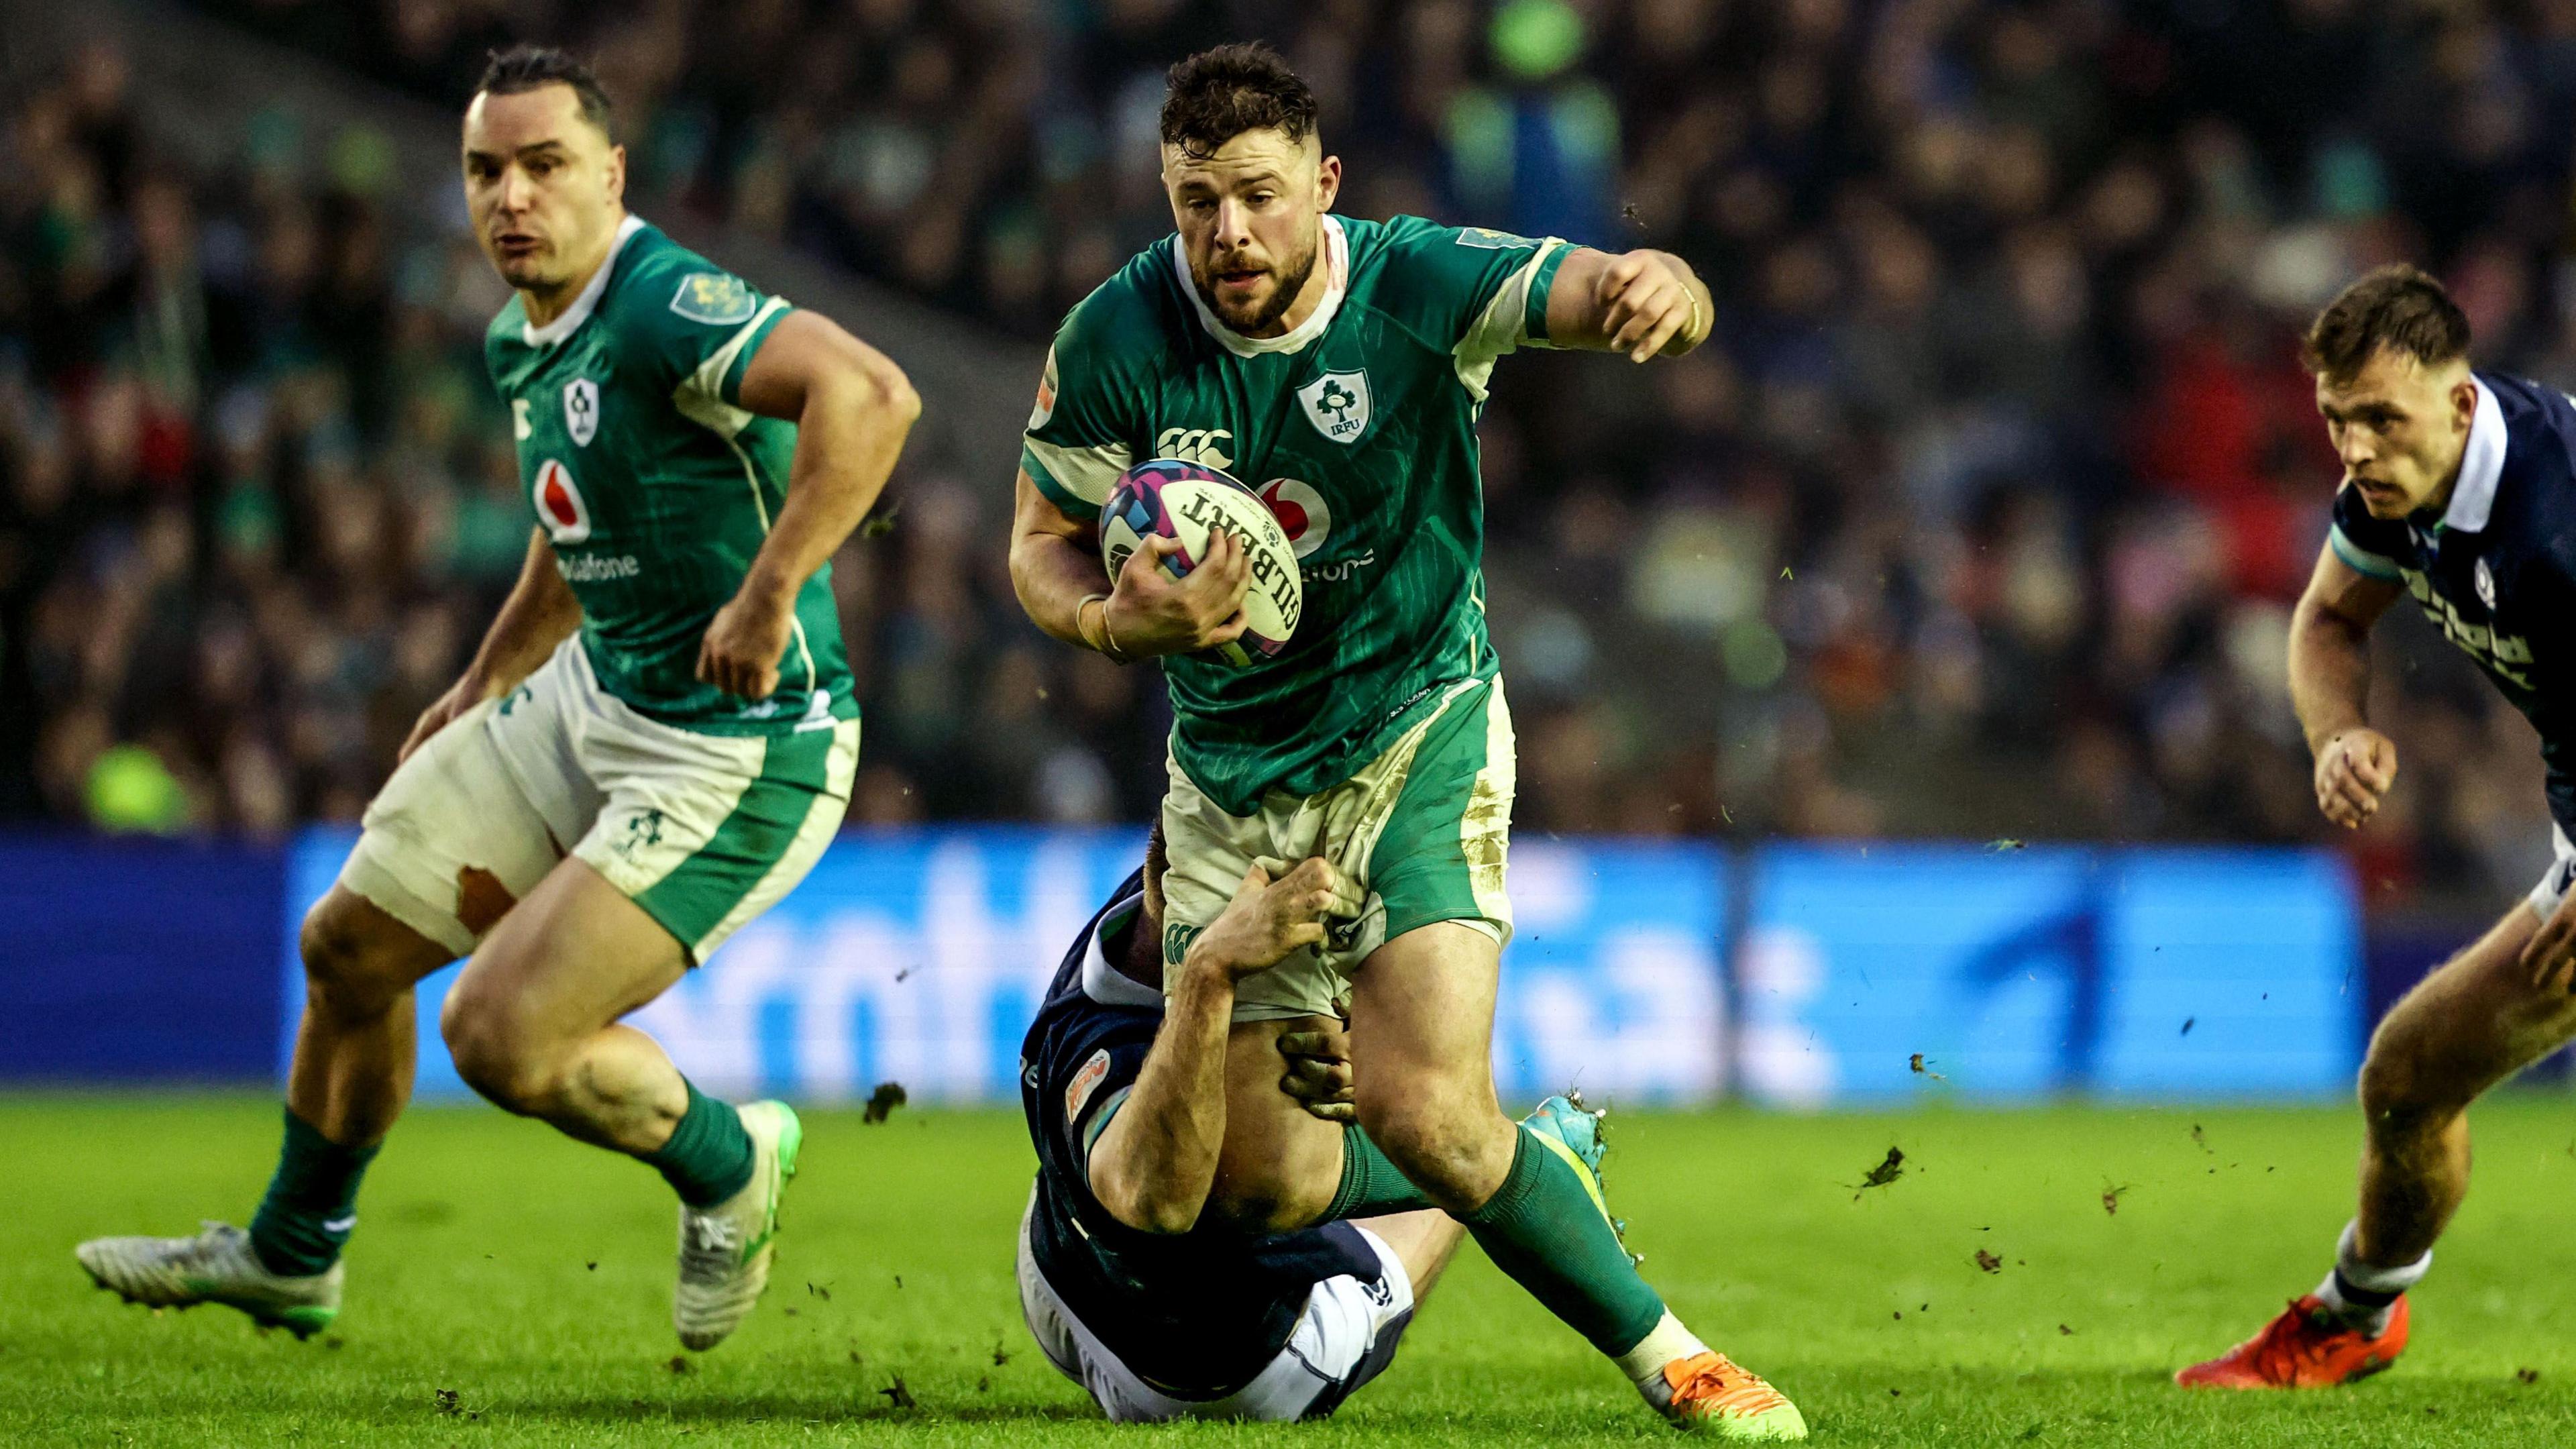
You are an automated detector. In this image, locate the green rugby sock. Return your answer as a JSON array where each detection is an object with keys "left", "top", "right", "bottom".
[
  {"left": 1324, "top": 1124, "right": 1438, "bottom": 1220},
  {"left": 644, "top": 1081, "right": 755, "bottom": 1208},
  {"left": 1463, "top": 1123, "right": 1668, "bottom": 1356},
  {"left": 248, "top": 1106, "right": 380, "bottom": 1277}
]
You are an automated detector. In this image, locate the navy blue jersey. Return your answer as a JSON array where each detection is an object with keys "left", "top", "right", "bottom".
[
  {"left": 2329, "top": 372, "right": 2576, "bottom": 828},
  {"left": 1018, "top": 871, "right": 1381, "bottom": 1395}
]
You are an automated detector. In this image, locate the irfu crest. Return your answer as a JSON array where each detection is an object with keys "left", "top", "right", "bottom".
[{"left": 1297, "top": 369, "right": 1371, "bottom": 445}]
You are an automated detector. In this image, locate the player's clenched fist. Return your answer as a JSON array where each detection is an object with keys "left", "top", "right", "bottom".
[
  {"left": 697, "top": 589, "right": 794, "bottom": 700},
  {"left": 1104, "top": 527, "right": 1251, "bottom": 659},
  {"left": 1183, "top": 857, "right": 1347, "bottom": 983},
  {"left": 1594, "top": 250, "right": 1704, "bottom": 363},
  {"left": 2314, "top": 726, "right": 2398, "bottom": 828}
]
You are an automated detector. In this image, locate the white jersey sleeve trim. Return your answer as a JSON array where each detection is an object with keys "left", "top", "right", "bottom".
[
  {"left": 674, "top": 295, "right": 793, "bottom": 440},
  {"left": 1025, "top": 435, "right": 1133, "bottom": 507},
  {"left": 1452, "top": 238, "right": 1566, "bottom": 405}
]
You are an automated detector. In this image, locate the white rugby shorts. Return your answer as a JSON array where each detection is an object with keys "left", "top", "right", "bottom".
[
  {"left": 339, "top": 635, "right": 857, "bottom": 963},
  {"left": 1015, "top": 1197, "right": 1415, "bottom": 1422}
]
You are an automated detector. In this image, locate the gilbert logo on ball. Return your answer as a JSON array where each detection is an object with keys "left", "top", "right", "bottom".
[
  {"left": 534, "top": 458, "right": 591, "bottom": 544},
  {"left": 1099, "top": 458, "right": 1303, "bottom": 666}
]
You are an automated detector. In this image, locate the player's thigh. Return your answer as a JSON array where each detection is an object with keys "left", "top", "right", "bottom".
[
  {"left": 574, "top": 708, "right": 860, "bottom": 967},
  {"left": 1209, "top": 1017, "right": 1347, "bottom": 1232},
  {"left": 1360, "top": 676, "right": 1517, "bottom": 957},
  {"left": 2365, "top": 900, "right": 2576, "bottom": 1114},
  {"left": 443, "top": 855, "right": 690, "bottom": 1059},
  {"left": 333, "top": 692, "right": 573, "bottom": 962},
  {"left": 1347, "top": 921, "right": 1504, "bottom": 1133}
]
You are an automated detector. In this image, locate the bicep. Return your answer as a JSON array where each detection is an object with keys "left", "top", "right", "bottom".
[
  {"left": 735, "top": 309, "right": 912, "bottom": 421},
  {"left": 1014, "top": 468, "right": 1094, "bottom": 547},
  {"left": 2297, "top": 542, "right": 2404, "bottom": 634}
]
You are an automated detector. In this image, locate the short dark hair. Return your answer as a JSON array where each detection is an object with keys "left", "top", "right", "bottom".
[
  {"left": 2302, "top": 264, "right": 2470, "bottom": 382},
  {"left": 475, "top": 44, "right": 615, "bottom": 142},
  {"left": 1160, "top": 43, "right": 1318, "bottom": 160}
]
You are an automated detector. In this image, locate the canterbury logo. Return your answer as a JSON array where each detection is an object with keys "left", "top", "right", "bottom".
[{"left": 1155, "top": 427, "right": 1233, "bottom": 468}]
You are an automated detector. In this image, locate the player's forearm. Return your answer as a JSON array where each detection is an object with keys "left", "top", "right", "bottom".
[
  {"left": 1010, "top": 515, "right": 1108, "bottom": 649},
  {"left": 1088, "top": 969, "right": 1236, "bottom": 1235},
  {"left": 2289, "top": 600, "right": 2375, "bottom": 756},
  {"left": 739, "top": 363, "right": 920, "bottom": 607},
  {"left": 461, "top": 528, "right": 582, "bottom": 696}
]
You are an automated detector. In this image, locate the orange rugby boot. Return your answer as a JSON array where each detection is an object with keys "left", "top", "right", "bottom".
[
  {"left": 2175, "top": 1293, "right": 2408, "bottom": 1389},
  {"left": 1650, "top": 1350, "right": 1808, "bottom": 1439}
]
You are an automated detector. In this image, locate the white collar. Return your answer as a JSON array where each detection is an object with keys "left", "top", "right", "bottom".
[
  {"left": 521, "top": 213, "right": 647, "bottom": 347},
  {"left": 2439, "top": 375, "right": 2507, "bottom": 533},
  {"left": 1079, "top": 894, "right": 1165, "bottom": 1010},
  {"left": 1170, "top": 214, "right": 1348, "bottom": 358}
]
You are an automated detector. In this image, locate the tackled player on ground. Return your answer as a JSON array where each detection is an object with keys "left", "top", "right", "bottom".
[
  {"left": 78, "top": 46, "right": 918, "bottom": 1352},
  {"left": 1008, "top": 43, "right": 1802, "bottom": 1438}
]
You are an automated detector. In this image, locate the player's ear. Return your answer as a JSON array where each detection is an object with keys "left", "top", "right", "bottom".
[
  {"left": 1314, "top": 152, "right": 1340, "bottom": 213},
  {"left": 606, "top": 144, "right": 627, "bottom": 205}
]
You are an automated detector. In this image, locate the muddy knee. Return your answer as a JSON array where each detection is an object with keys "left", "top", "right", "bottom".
[
  {"left": 1358, "top": 1097, "right": 1499, "bottom": 1208},
  {"left": 437, "top": 985, "right": 560, "bottom": 1114},
  {"left": 299, "top": 893, "right": 433, "bottom": 1022}
]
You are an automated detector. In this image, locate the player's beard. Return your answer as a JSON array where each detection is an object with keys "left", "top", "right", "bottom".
[{"left": 1193, "top": 231, "right": 1320, "bottom": 335}]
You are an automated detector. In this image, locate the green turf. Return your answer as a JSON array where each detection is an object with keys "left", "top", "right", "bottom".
[{"left": 10, "top": 1093, "right": 2576, "bottom": 1446}]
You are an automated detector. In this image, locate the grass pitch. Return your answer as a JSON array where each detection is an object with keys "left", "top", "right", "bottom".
[{"left": 10, "top": 1094, "right": 2576, "bottom": 1446}]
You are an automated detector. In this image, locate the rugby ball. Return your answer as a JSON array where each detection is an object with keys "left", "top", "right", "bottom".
[{"left": 1099, "top": 458, "right": 1303, "bottom": 667}]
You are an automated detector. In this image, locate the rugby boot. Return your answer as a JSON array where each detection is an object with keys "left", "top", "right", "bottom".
[
  {"left": 76, "top": 1221, "right": 341, "bottom": 1338},
  {"left": 673, "top": 1098, "right": 801, "bottom": 1350},
  {"left": 2176, "top": 1293, "right": 2408, "bottom": 1388},
  {"left": 1646, "top": 1351, "right": 1810, "bottom": 1440}
]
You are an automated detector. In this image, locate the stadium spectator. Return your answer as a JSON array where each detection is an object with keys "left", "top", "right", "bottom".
[{"left": 5, "top": 1, "right": 2570, "bottom": 915}]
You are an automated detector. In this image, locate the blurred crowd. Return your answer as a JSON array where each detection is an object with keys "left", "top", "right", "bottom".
[{"left": 8, "top": 0, "right": 2576, "bottom": 911}]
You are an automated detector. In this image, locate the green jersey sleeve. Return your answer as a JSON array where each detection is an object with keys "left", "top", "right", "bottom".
[
  {"left": 1020, "top": 282, "right": 1158, "bottom": 522},
  {"left": 1371, "top": 215, "right": 1574, "bottom": 403},
  {"left": 612, "top": 252, "right": 795, "bottom": 437}
]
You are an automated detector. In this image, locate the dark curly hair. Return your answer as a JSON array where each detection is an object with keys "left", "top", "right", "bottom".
[{"left": 1161, "top": 43, "right": 1318, "bottom": 160}]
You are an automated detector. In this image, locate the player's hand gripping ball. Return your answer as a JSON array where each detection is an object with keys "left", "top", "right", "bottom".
[{"left": 1099, "top": 458, "right": 1303, "bottom": 666}]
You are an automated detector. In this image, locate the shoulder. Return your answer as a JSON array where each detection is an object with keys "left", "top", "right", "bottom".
[
  {"left": 1054, "top": 248, "right": 1179, "bottom": 370},
  {"left": 1353, "top": 214, "right": 1569, "bottom": 344},
  {"left": 604, "top": 229, "right": 765, "bottom": 332},
  {"left": 1360, "top": 214, "right": 1557, "bottom": 272}
]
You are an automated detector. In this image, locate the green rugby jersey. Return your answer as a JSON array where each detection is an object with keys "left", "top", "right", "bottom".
[
  {"left": 484, "top": 215, "right": 858, "bottom": 736},
  {"left": 1022, "top": 214, "right": 1570, "bottom": 813}
]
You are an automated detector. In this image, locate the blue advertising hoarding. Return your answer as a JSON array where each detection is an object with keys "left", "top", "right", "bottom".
[
  {"left": 0, "top": 828, "right": 2363, "bottom": 1105},
  {"left": 1736, "top": 845, "right": 2361, "bottom": 1105},
  {"left": 279, "top": 829, "right": 1733, "bottom": 1107}
]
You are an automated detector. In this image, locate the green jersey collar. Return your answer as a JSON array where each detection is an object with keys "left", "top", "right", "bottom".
[
  {"left": 1170, "top": 214, "right": 1348, "bottom": 359},
  {"left": 522, "top": 213, "right": 647, "bottom": 348}
]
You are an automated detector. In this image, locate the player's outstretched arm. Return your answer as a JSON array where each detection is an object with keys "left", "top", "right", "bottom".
[
  {"left": 1087, "top": 859, "right": 1343, "bottom": 1235},
  {"left": 400, "top": 525, "right": 582, "bottom": 762},
  {"left": 1008, "top": 470, "right": 1250, "bottom": 660},
  {"left": 699, "top": 311, "right": 920, "bottom": 700},
  {"left": 1544, "top": 248, "right": 1713, "bottom": 364},
  {"left": 2290, "top": 542, "right": 2405, "bottom": 828}
]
